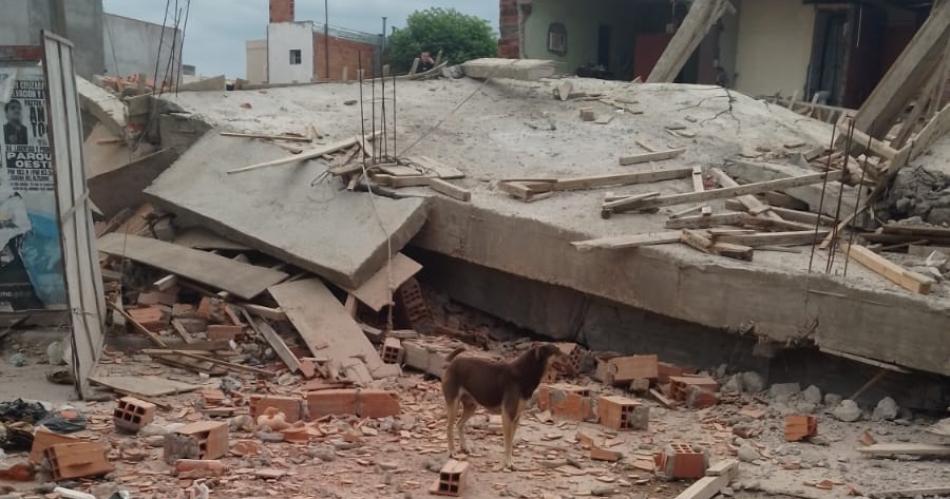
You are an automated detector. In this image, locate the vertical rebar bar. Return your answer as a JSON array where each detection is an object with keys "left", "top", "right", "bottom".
[
  {"left": 826, "top": 118, "right": 856, "bottom": 274},
  {"left": 371, "top": 65, "right": 376, "bottom": 164},
  {"left": 808, "top": 124, "right": 838, "bottom": 274},
  {"left": 392, "top": 71, "right": 397, "bottom": 159},
  {"left": 358, "top": 52, "right": 367, "bottom": 167}
]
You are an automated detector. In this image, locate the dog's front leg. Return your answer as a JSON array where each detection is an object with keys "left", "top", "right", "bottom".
[{"left": 501, "top": 410, "right": 514, "bottom": 471}]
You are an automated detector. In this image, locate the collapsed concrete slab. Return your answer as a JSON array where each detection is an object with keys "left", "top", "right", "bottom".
[
  {"left": 144, "top": 132, "right": 426, "bottom": 288},
  {"left": 461, "top": 58, "right": 558, "bottom": 80},
  {"left": 76, "top": 76, "right": 127, "bottom": 138},
  {"left": 158, "top": 77, "right": 950, "bottom": 376}
]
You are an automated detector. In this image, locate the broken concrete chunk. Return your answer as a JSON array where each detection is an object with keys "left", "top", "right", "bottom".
[
  {"left": 832, "top": 399, "right": 862, "bottom": 422},
  {"left": 871, "top": 397, "right": 900, "bottom": 421},
  {"left": 768, "top": 383, "right": 801, "bottom": 401},
  {"left": 802, "top": 385, "right": 822, "bottom": 405},
  {"left": 740, "top": 372, "right": 765, "bottom": 393}
]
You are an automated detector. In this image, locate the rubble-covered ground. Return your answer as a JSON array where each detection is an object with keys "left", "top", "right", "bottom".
[{"left": 0, "top": 287, "right": 947, "bottom": 499}]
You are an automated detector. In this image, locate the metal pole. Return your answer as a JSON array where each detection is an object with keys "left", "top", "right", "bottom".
[
  {"left": 359, "top": 52, "right": 367, "bottom": 167},
  {"left": 324, "top": 0, "right": 330, "bottom": 81},
  {"left": 392, "top": 71, "right": 397, "bottom": 158}
]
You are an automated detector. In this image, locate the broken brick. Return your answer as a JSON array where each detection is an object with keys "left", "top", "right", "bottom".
[
  {"left": 657, "top": 362, "right": 696, "bottom": 384},
  {"left": 306, "top": 389, "right": 358, "bottom": 419},
  {"left": 175, "top": 459, "right": 228, "bottom": 478},
  {"left": 553, "top": 342, "right": 585, "bottom": 374},
  {"left": 537, "top": 384, "right": 594, "bottom": 422},
  {"left": 430, "top": 459, "right": 468, "bottom": 497},
  {"left": 127, "top": 305, "right": 169, "bottom": 332},
  {"left": 685, "top": 385, "right": 720, "bottom": 409},
  {"left": 113, "top": 396, "right": 156, "bottom": 433},
  {"left": 207, "top": 324, "right": 243, "bottom": 341},
  {"left": 30, "top": 428, "right": 78, "bottom": 464},
  {"left": 655, "top": 442, "right": 708, "bottom": 480},
  {"left": 609, "top": 354, "right": 658, "bottom": 383},
  {"left": 164, "top": 421, "right": 229, "bottom": 463},
  {"left": 249, "top": 394, "right": 304, "bottom": 423},
  {"left": 594, "top": 359, "right": 615, "bottom": 385},
  {"left": 785, "top": 415, "right": 818, "bottom": 442},
  {"left": 44, "top": 442, "right": 114, "bottom": 480},
  {"left": 138, "top": 289, "right": 178, "bottom": 306},
  {"left": 590, "top": 444, "right": 623, "bottom": 462},
  {"left": 597, "top": 395, "right": 648, "bottom": 430},
  {"left": 629, "top": 378, "right": 651, "bottom": 394},
  {"left": 669, "top": 376, "right": 719, "bottom": 401},
  {"left": 358, "top": 389, "right": 401, "bottom": 418}
]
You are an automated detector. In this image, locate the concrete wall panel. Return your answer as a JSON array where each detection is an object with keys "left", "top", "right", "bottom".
[
  {"left": 246, "top": 39, "right": 267, "bottom": 83},
  {"left": 267, "top": 22, "right": 314, "bottom": 84},
  {"left": 734, "top": 0, "right": 815, "bottom": 98}
]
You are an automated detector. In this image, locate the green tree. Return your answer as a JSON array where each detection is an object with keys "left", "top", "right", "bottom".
[{"left": 387, "top": 8, "right": 497, "bottom": 72}]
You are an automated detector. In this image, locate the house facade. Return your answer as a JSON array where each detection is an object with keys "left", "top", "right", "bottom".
[
  {"left": 247, "top": 0, "right": 381, "bottom": 85},
  {"left": 499, "top": 0, "right": 936, "bottom": 108}
]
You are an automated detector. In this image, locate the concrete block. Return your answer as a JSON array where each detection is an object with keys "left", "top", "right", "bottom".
[
  {"left": 430, "top": 459, "right": 468, "bottom": 496},
  {"left": 380, "top": 337, "right": 404, "bottom": 364},
  {"left": 655, "top": 443, "right": 708, "bottom": 480}
]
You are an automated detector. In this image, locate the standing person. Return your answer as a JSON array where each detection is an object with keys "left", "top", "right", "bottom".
[{"left": 3, "top": 100, "right": 28, "bottom": 145}]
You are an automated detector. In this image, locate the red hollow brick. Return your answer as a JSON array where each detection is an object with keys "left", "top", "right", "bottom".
[
  {"left": 609, "top": 354, "right": 659, "bottom": 383},
  {"left": 537, "top": 384, "right": 594, "bottom": 422},
  {"left": 358, "top": 389, "right": 401, "bottom": 419},
  {"left": 784, "top": 414, "right": 818, "bottom": 442},
  {"left": 655, "top": 442, "right": 708, "bottom": 480},
  {"left": 44, "top": 442, "right": 114, "bottom": 480},
  {"left": 249, "top": 395, "right": 304, "bottom": 423},
  {"left": 113, "top": 397, "right": 157, "bottom": 433},
  {"left": 597, "top": 395, "right": 648, "bottom": 430}
]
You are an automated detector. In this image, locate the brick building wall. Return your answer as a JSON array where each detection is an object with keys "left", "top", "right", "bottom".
[
  {"left": 313, "top": 32, "right": 377, "bottom": 80},
  {"left": 498, "top": 0, "right": 522, "bottom": 58},
  {"left": 270, "top": 0, "right": 294, "bottom": 23}
]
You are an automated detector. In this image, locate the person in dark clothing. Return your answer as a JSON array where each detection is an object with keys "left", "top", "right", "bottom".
[
  {"left": 3, "top": 100, "right": 28, "bottom": 145},
  {"left": 418, "top": 51, "right": 436, "bottom": 73}
]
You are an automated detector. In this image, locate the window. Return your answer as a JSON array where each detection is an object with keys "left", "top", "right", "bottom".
[
  {"left": 547, "top": 23, "right": 567, "bottom": 56},
  {"left": 289, "top": 49, "right": 302, "bottom": 65}
]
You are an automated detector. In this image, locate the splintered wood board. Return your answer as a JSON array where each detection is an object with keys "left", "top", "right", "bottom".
[
  {"left": 89, "top": 375, "right": 200, "bottom": 396},
  {"left": 344, "top": 253, "right": 422, "bottom": 312},
  {"left": 269, "top": 278, "right": 384, "bottom": 379},
  {"left": 98, "top": 233, "right": 288, "bottom": 299}
]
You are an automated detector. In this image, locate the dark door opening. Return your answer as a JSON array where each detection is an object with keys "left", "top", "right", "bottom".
[
  {"left": 807, "top": 10, "right": 848, "bottom": 105},
  {"left": 597, "top": 25, "right": 612, "bottom": 69}
]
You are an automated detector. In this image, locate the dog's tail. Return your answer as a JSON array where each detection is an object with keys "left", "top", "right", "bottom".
[{"left": 446, "top": 347, "right": 466, "bottom": 362}]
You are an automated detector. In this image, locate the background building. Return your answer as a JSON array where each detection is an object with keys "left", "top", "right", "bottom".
[{"left": 247, "top": 0, "right": 381, "bottom": 84}]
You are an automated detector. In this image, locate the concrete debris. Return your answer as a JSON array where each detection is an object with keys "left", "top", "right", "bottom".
[
  {"left": 802, "top": 385, "right": 822, "bottom": 405},
  {"left": 740, "top": 372, "right": 765, "bottom": 394},
  {"left": 768, "top": 382, "right": 801, "bottom": 401},
  {"left": 832, "top": 400, "right": 863, "bottom": 422},
  {"left": 461, "top": 58, "right": 558, "bottom": 81},
  {"left": 872, "top": 397, "right": 900, "bottom": 422}
]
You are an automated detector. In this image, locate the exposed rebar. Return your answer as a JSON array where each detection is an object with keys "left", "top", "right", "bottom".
[
  {"left": 808, "top": 124, "right": 838, "bottom": 274},
  {"left": 826, "top": 118, "right": 856, "bottom": 274},
  {"left": 843, "top": 133, "right": 874, "bottom": 278}
]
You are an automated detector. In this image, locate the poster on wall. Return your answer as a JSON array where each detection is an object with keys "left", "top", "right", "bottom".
[{"left": 0, "top": 62, "right": 66, "bottom": 311}]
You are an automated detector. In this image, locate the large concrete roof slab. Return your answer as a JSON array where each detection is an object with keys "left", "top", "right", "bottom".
[{"left": 144, "top": 132, "right": 426, "bottom": 288}]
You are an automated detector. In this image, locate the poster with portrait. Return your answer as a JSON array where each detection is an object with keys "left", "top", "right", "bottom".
[{"left": 0, "top": 62, "right": 66, "bottom": 311}]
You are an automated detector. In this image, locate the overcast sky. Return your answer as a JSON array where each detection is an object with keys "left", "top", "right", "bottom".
[{"left": 102, "top": 1, "right": 499, "bottom": 78}]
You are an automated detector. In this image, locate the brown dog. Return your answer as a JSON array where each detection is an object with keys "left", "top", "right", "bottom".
[{"left": 442, "top": 343, "right": 564, "bottom": 470}]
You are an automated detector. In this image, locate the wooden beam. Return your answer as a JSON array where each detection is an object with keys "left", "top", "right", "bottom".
[
  {"left": 648, "top": 0, "right": 735, "bottom": 83},
  {"left": 857, "top": 443, "right": 950, "bottom": 458},
  {"left": 843, "top": 243, "right": 934, "bottom": 294},
  {"left": 769, "top": 207, "right": 833, "bottom": 226},
  {"left": 853, "top": 0, "right": 950, "bottom": 138},
  {"left": 618, "top": 148, "right": 686, "bottom": 165},
  {"left": 602, "top": 191, "right": 660, "bottom": 211},
  {"left": 718, "top": 230, "right": 829, "bottom": 247},
  {"left": 428, "top": 177, "right": 472, "bottom": 202},
  {"left": 709, "top": 168, "right": 784, "bottom": 221},
  {"left": 619, "top": 171, "right": 844, "bottom": 211},
  {"left": 143, "top": 349, "right": 276, "bottom": 377},
  {"left": 108, "top": 302, "right": 167, "bottom": 347},
  {"left": 554, "top": 168, "right": 694, "bottom": 191},
  {"left": 900, "top": 101, "right": 950, "bottom": 171},
  {"left": 870, "top": 486, "right": 950, "bottom": 498},
  {"left": 241, "top": 303, "right": 287, "bottom": 321},
  {"left": 572, "top": 231, "right": 682, "bottom": 251},
  {"left": 226, "top": 133, "right": 379, "bottom": 174},
  {"left": 220, "top": 131, "right": 312, "bottom": 142},
  {"left": 666, "top": 211, "right": 747, "bottom": 229}
]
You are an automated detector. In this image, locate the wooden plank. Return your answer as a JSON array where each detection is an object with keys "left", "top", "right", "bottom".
[
  {"left": 249, "top": 315, "right": 305, "bottom": 376},
  {"left": 241, "top": 303, "right": 287, "bottom": 321},
  {"left": 602, "top": 191, "right": 660, "bottom": 211},
  {"left": 857, "top": 443, "right": 950, "bottom": 457},
  {"left": 409, "top": 156, "right": 465, "bottom": 179},
  {"left": 853, "top": 0, "right": 950, "bottom": 138},
  {"left": 691, "top": 166, "right": 705, "bottom": 192},
  {"left": 220, "top": 131, "right": 312, "bottom": 142},
  {"left": 89, "top": 375, "right": 200, "bottom": 397},
  {"left": 675, "top": 474, "right": 730, "bottom": 499},
  {"left": 226, "top": 133, "right": 378, "bottom": 174},
  {"left": 170, "top": 319, "right": 196, "bottom": 344},
  {"left": 883, "top": 223, "right": 950, "bottom": 238},
  {"left": 344, "top": 253, "right": 422, "bottom": 312},
  {"left": 143, "top": 349, "right": 275, "bottom": 377},
  {"left": 709, "top": 168, "right": 784, "bottom": 221},
  {"left": 618, "top": 148, "right": 686, "bottom": 166},
  {"left": 870, "top": 486, "right": 950, "bottom": 498},
  {"left": 769, "top": 207, "right": 833, "bottom": 226},
  {"left": 843, "top": 243, "right": 934, "bottom": 294},
  {"left": 666, "top": 212, "right": 747, "bottom": 229},
  {"left": 572, "top": 231, "right": 682, "bottom": 251},
  {"left": 554, "top": 168, "right": 693, "bottom": 191},
  {"left": 718, "top": 230, "right": 829, "bottom": 247},
  {"left": 428, "top": 178, "right": 472, "bottom": 202},
  {"left": 269, "top": 278, "right": 386, "bottom": 382},
  {"left": 624, "top": 171, "right": 844, "bottom": 210},
  {"left": 372, "top": 174, "right": 433, "bottom": 188},
  {"left": 648, "top": 0, "right": 734, "bottom": 83},
  {"left": 98, "top": 234, "right": 288, "bottom": 300}
]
